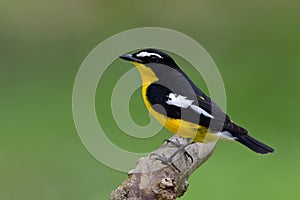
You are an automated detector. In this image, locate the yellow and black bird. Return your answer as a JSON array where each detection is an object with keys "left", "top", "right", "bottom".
[{"left": 120, "top": 49, "right": 274, "bottom": 154}]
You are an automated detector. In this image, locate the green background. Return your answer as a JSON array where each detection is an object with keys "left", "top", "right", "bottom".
[{"left": 1, "top": 0, "right": 299, "bottom": 199}]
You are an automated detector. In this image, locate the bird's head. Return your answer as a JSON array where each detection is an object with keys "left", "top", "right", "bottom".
[
  {"left": 120, "top": 48, "right": 177, "bottom": 66},
  {"left": 120, "top": 49, "right": 180, "bottom": 83}
]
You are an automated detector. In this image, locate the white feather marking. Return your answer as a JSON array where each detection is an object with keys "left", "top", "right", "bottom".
[
  {"left": 136, "top": 51, "right": 163, "bottom": 58},
  {"left": 220, "top": 131, "right": 237, "bottom": 140},
  {"left": 166, "top": 93, "right": 214, "bottom": 119},
  {"left": 190, "top": 105, "right": 214, "bottom": 119},
  {"left": 166, "top": 93, "right": 193, "bottom": 108}
]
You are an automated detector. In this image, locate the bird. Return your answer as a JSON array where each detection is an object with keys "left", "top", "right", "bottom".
[{"left": 119, "top": 49, "right": 274, "bottom": 156}]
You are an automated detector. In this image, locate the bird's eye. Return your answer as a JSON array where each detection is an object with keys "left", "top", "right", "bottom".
[{"left": 150, "top": 56, "right": 159, "bottom": 62}]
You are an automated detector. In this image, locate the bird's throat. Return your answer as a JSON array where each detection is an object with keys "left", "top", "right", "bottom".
[{"left": 133, "top": 62, "right": 159, "bottom": 84}]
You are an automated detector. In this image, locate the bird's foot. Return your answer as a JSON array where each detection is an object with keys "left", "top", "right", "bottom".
[
  {"left": 164, "top": 138, "right": 194, "bottom": 163},
  {"left": 151, "top": 153, "right": 181, "bottom": 172},
  {"left": 151, "top": 138, "right": 194, "bottom": 172}
]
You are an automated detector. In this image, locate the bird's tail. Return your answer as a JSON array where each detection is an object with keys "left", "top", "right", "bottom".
[{"left": 235, "top": 134, "right": 275, "bottom": 154}]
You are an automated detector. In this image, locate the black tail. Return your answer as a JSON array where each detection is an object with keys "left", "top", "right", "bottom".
[{"left": 235, "top": 134, "right": 275, "bottom": 154}]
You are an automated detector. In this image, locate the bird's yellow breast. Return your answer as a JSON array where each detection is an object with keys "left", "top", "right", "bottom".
[{"left": 134, "top": 62, "right": 217, "bottom": 143}]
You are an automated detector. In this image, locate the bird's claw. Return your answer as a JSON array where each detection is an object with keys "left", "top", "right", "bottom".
[
  {"left": 150, "top": 153, "right": 181, "bottom": 172},
  {"left": 164, "top": 139, "right": 194, "bottom": 163},
  {"left": 184, "top": 150, "right": 193, "bottom": 163}
]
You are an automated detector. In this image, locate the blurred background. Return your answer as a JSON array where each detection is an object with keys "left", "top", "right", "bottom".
[{"left": 1, "top": 0, "right": 300, "bottom": 199}]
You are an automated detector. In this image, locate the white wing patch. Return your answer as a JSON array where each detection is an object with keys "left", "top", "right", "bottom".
[
  {"left": 136, "top": 51, "right": 163, "bottom": 58},
  {"left": 166, "top": 93, "right": 193, "bottom": 108},
  {"left": 190, "top": 105, "right": 214, "bottom": 118},
  {"left": 166, "top": 93, "right": 214, "bottom": 119}
]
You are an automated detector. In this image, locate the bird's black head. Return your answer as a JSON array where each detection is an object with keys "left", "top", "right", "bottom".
[{"left": 120, "top": 49, "right": 178, "bottom": 68}]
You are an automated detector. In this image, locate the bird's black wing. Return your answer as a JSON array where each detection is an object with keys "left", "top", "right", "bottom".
[
  {"left": 194, "top": 88, "right": 248, "bottom": 134},
  {"left": 146, "top": 68, "right": 248, "bottom": 135}
]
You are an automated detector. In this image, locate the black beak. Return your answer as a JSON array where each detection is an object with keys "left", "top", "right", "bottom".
[{"left": 119, "top": 54, "right": 143, "bottom": 63}]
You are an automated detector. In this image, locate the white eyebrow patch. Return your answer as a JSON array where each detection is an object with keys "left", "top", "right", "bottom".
[
  {"left": 166, "top": 93, "right": 214, "bottom": 119},
  {"left": 136, "top": 51, "right": 163, "bottom": 58}
]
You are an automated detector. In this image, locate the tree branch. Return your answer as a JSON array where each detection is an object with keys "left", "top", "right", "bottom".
[{"left": 110, "top": 135, "right": 215, "bottom": 200}]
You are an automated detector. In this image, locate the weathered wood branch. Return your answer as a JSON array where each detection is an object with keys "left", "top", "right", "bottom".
[{"left": 110, "top": 135, "right": 215, "bottom": 200}]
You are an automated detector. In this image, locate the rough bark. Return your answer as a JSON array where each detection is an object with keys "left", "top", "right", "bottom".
[{"left": 110, "top": 135, "right": 215, "bottom": 200}]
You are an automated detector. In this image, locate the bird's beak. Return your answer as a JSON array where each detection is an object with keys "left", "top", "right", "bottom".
[{"left": 119, "top": 54, "right": 143, "bottom": 63}]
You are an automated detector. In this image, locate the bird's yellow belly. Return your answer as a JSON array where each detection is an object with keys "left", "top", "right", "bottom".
[{"left": 142, "top": 84, "right": 218, "bottom": 143}]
